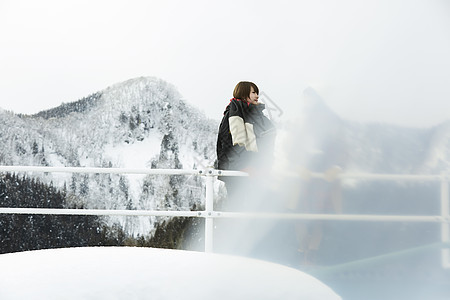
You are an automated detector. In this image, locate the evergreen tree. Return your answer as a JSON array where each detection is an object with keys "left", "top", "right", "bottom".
[{"left": 0, "top": 173, "right": 128, "bottom": 254}]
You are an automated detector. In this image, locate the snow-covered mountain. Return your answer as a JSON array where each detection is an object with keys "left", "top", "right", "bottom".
[
  {"left": 0, "top": 77, "right": 218, "bottom": 235},
  {"left": 279, "top": 87, "right": 447, "bottom": 176},
  {"left": 1, "top": 77, "right": 449, "bottom": 235}
]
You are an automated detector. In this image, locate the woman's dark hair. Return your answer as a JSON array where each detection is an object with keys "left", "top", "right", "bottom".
[{"left": 233, "top": 81, "right": 259, "bottom": 101}]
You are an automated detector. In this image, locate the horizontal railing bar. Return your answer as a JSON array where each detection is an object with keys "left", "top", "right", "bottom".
[
  {"left": 1, "top": 166, "right": 446, "bottom": 181},
  {"left": 216, "top": 170, "right": 249, "bottom": 177},
  {"left": 214, "top": 212, "right": 449, "bottom": 223},
  {"left": 0, "top": 166, "right": 201, "bottom": 176},
  {"left": 0, "top": 207, "right": 203, "bottom": 217},
  {"left": 0, "top": 166, "right": 249, "bottom": 177},
  {"left": 1, "top": 207, "right": 447, "bottom": 223}
]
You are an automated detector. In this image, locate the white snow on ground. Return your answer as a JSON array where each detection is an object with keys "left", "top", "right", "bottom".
[
  {"left": 0, "top": 247, "right": 341, "bottom": 300},
  {"left": 103, "top": 134, "right": 162, "bottom": 200},
  {"left": 103, "top": 134, "right": 162, "bottom": 169}
]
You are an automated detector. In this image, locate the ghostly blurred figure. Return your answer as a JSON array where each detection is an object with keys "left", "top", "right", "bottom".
[{"left": 291, "top": 173, "right": 343, "bottom": 265}]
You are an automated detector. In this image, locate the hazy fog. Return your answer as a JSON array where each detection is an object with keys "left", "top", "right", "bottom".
[{"left": 1, "top": 0, "right": 450, "bottom": 127}]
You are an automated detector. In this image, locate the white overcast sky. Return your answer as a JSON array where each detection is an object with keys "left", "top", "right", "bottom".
[{"left": 1, "top": 0, "right": 449, "bottom": 128}]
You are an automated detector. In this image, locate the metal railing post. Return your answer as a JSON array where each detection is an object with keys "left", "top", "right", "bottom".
[
  {"left": 204, "top": 169, "right": 215, "bottom": 253},
  {"left": 440, "top": 172, "right": 450, "bottom": 268}
]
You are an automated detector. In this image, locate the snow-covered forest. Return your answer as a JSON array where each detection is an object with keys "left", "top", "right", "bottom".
[{"left": 0, "top": 77, "right": 218, "bottom": 250}]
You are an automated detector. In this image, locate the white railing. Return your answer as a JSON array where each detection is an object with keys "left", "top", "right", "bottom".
[{"left": 0, "top": 166, "right": 448, "bottom": 268}]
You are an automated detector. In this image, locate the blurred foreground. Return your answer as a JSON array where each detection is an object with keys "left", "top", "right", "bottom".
[{"left": 0, "top": 247, "right": 341, "bottom": 300}]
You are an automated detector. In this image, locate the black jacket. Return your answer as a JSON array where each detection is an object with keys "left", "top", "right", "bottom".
[{"left": 216, "top": 98, "right": 275, "bottom": 172}]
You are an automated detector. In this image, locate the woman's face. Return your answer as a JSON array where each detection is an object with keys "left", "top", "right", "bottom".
[{"left": 247, "top": 87, "right": 259, "bottom": 105}]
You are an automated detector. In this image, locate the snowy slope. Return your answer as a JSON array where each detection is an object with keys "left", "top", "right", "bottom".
[
  {"left": 0, "top": 77, "right": 218, "bottom": 235},
  {"left": 0, "top": 247, "right": 341, "bottom": 300}
]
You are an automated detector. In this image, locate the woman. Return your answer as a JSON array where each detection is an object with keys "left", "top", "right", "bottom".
[{"left": 216, "top": 81, "right": 276, "bottom": 207}]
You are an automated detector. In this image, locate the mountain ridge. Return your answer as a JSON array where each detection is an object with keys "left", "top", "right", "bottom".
[
  {"left": 280, "top": 87, "right": 446, "bottom": 176},
  {"left": 2, "top": 76, "right": 450, "bottom": 234},
  {"left": 0, "top": 76, "right": 218, "bottom": 235}
]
